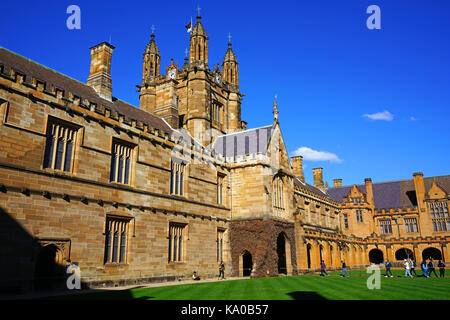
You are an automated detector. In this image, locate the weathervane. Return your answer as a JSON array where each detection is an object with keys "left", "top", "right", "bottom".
[
  {"left": 151, "top": 24, "right": 155, "bottom": 34},
  {"left": 228, "top": 32, "right": 232, "bottom": 43},
  {"left": 197, "top": 4, "right": 201, "bottom": 16}
]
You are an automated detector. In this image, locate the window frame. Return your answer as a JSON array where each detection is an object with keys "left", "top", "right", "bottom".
[{"left": 43, "top": 116, "right": 80, "bottom": 173}]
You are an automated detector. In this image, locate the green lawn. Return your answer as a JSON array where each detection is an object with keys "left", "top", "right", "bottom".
[{"left": 50, "top": 270, "right": 450, "bottom": 300}]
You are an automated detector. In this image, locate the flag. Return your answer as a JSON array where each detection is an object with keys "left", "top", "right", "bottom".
[{"left": 185, "top": 17, "right": 192, "bottom": 33}]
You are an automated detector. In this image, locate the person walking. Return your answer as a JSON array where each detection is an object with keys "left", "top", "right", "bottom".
[
  {"left": 410, "top": 258, "right": 417, "bottom": 277},
  {"left": 320, "top": 260, "right": 329, "bottom": 277},
  {"left": 428, "top": 258, "right": 439, "bottom": 277},
  {"left": 340, "top": 260, "right": 350, "bottom": 277},
  {"left": 438, "top": 260, "right": 445, "bottom": 278},
  {"left": 384, "top": 259, "right": 393, "bottom": 277},
  {"left": 218, "top": 261, "right": 225, "bottom": 280},
  {"left": 404, "top": 259, "right": 412, "bottom": 278},
  {"left": 421, "top": 260, "right": 429, "bottom": 277}
]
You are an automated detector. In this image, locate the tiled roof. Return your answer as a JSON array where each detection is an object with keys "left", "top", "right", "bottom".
[
  {"left": 294, "top": 177, "right": 327, "bottom": 198},
  {"left": 0, "top": 47, "right": 172, "bottom": 134},
  {"left": 212, "top": 124, "right": 275, "bottom": 159},
  {"left": 326, "top": 175, "right": 450, "bottom": 209}
]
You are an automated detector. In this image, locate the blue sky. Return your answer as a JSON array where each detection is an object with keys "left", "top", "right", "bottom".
[{"left": 1, "top": 0, "right": 449, "bottom": 186}]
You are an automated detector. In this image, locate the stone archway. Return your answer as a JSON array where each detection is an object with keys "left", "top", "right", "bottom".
[
  {"left": 306, "top": 244, "right": 312, "bottom": 269},
  {"left": 395, "top": 248, "right": 414, "bottom": 261},
  {"left": 34, "top": 244, "right": 65, "bottom": 290},
  {"left": 422, "top": 247, "right": 442, "bottom": 261},
  {"left": 277, "top": 233, "right": 287, "bottom": 274},
  {"left": 242, "top": 251, "right": 253, "bottom": 277},
  {"left": 369, "top": 248, "right": 384, "bottom": 264}
]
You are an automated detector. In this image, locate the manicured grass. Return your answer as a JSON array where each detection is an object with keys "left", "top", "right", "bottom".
[{"left": 50, "top": 270, "right": 450, "bottom": 300}]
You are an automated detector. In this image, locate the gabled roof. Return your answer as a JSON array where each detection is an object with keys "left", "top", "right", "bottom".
[
  {"left": 0, "top": 47, "right": 172, "bottom": 134},
  {"left": 212, "top": 124, "right": 275, "bottom": 159},
  {"left": 294, "top": 177, "right": 327, "bottom": 198},
  {"left": 326, "top": 175, "right": 450, "bottom": 210}
]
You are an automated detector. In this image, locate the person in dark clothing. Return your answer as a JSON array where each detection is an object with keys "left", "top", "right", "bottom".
[
  {"left": 218, "top": 261, "right": 225, "bottom": 280},
  {"left": 438, "top": 260, "right": 445, "bottom": 278},
  {"left": 428, "top": 258, "right": 439, "bottom": 277},
  {"left": 409, "top": 259, "right": 417, "bottom": 276},
  {"left": 340, "top": 260, "right": 350, "bottom": 277},
  {"left": 384, "top": 260, "right": 393, "bottom": 277},
  {"left": 320, "top": 260, "right": 329, "bottom": 277}
]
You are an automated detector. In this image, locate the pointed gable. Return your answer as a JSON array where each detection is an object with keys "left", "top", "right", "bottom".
[{"left": 428, "top": 182, "right": 447, "bottom": 200}]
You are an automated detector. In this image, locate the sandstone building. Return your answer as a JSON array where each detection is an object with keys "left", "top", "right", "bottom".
[{"left": 0, "top": 14, "right": 448, "bottom": 292}]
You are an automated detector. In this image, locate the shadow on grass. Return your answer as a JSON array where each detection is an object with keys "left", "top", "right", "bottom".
[{"left": 287, "top": 291, "right": 326, "bottom": 300}]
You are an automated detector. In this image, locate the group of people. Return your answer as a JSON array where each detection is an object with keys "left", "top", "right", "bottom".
[
  {"left": 192, "top": 261, "right": 226, "bottom": 281},
  {"left": 319, "top": 258, "right": 447, "bottom": 278},
  {"left": 384, "top": 257, "right": 446, "bottom": 278},
  {"left": 320, "top": 260, "right": 350, "bottom": 277}
]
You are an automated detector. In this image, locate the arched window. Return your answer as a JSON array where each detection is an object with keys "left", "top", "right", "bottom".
[{"left": 273, "top": 176, "right": 285, "bottom": 217}]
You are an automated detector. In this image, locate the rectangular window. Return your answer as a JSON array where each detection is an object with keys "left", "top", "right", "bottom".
[
  {"left": 344, "top": 214, "right": 348, "bottom": 229},
  {"left": 211, "top": 102, "right": 222, "bottom": 123},
  {"left": 405, "top": 218, "right": 418, "bottom": 233},
  {"left": 429, "top": 202, "right": 449, "bottom": 232},
  {"left": 110, "top": 141, "right": 133, "bottom": 184},
  {"left": 168, "top": 223, "right": 185, "bottom": 262},
  {"left": 43, "top": 121, "right": 77, "bottom": 172},
  {"left": 217, "top": 229, "right": 225, "bottom": 262},
  {"left": 356, "top": 210, "right": 363, "bottom": 223},
  {"left": 104, "top": 217, "right": 129, "bottom": 264},
  {"left": 217, "top": 175, "right": 224, "bottom": 205},
  {"left": 380, "top": 219, "right": 392, "bottom": 234},
  {"left": 170, "top": 162, "right": 186, "bottom": 196}
]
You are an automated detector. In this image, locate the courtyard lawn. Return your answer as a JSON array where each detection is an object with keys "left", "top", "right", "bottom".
[{"left": 49, "top": 270, "right": 450, "bottom": 300}]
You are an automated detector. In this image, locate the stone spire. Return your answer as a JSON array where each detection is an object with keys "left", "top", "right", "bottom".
[
  {"left": 273, "top": 95, "right": 279, "bottom": 124},
  {"left": 222, "top": 34, "right": 239, "bottom": 86},
  {"left": 142, "top": 28, "right": 160, "bottom": 84},
  {"left": 189, "top": 13, "right": 209, "bottom": 67}
]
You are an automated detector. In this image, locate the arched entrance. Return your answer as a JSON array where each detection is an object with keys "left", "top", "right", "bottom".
[
  {"left": 306, "top": 244, "right": 312, "bottom": 269},
  {"left": 395, "top": 248, "right": 414, "bottom": 261},
  {"left": 422, "top": 247, "right": 442, "bottom": 261},
  {"left": 34, "top": 244, "right": 65, "bottom": 290},
  {"left": 242, "top": 251, "right": 253, "bottom": 277},
  {"left": 319, "top": 244, "right": 323, "bottom": 263},
  {"left": 368, "top": 249, "right": 384, "bottom": 264},
  {"left": 277, "top": 233, "right": 287, "bottom": 274}
]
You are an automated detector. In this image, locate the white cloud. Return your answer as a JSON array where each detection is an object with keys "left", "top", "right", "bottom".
[
  {"left": 410, "top": 116, "right": 417, "bottom": 121},
  {"left": 362, "top": 110, "right": 394, "bottom": 121},
  {"left": 292, "top": 146, "right": 342, "bottom": 163}
]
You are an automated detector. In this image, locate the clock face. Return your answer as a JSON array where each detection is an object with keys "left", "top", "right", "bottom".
[
  {"left": 168, "top": 69, "right": 176, "bottom": 80},
  {"left": 215, "top": 74, "right": 221, "bottom": 84}
]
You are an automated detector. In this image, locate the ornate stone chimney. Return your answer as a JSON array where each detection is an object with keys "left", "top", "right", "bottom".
[
  {"left": 291, "top": 156, "right": 305, "bottom": 182},
  {"left": 87, "top": 42, "right": 115, "bottom": 101},
  {"left": 313, "top": 168, "right": 324, "bottom": 189}
]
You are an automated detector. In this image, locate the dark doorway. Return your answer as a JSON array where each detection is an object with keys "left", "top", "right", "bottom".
[
  {"left": 242, "top": 251, "right": 253, "bottom": 277},
  {"left": 34, "top": 244, "right": 64, "bottom": 290},
  {"left": 277, "top": 233, "right": 287, "bottom": 274},
  {"left": 368, "top": 249, "right": 384, "bottom": 264},
  {"left": 422, "top": 247, "right": 442, "bottom": 261},
  {"left": 307, "top": 244, "right": 312, "bottom": 269},
  {"left": 395, "top": 248, "right": 414, "bottom": 261}
]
